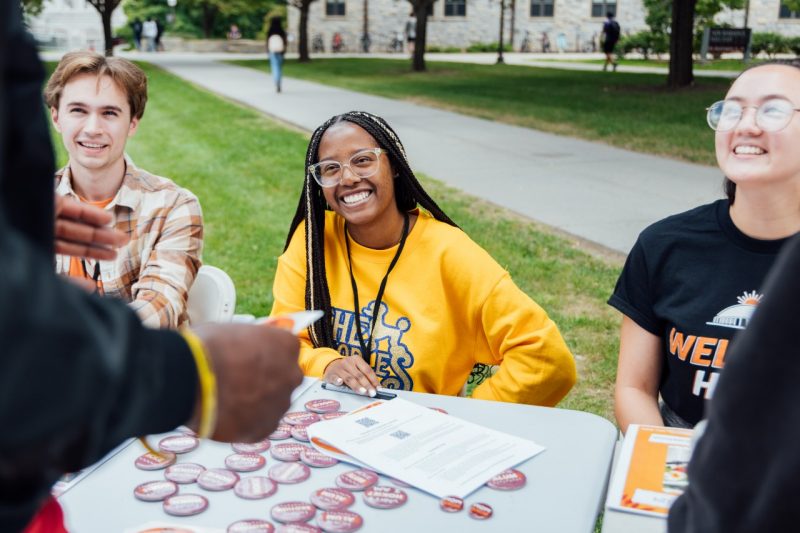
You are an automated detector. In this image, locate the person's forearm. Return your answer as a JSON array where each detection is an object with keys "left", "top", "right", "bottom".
[{"left": 615, "top": 386, "right": 664, "bottom": 434}]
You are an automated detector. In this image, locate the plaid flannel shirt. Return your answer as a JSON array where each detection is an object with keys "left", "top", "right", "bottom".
[{"left": 55, "top": 162, "right": 203, "bottom": 328}]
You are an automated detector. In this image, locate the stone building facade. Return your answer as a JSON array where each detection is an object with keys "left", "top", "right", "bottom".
[
  {"left": 26, "top": 0, "right": 127, "bottom": 51},
  {"left": 287, "top": 0, "right": 800, "bottom": 53}
]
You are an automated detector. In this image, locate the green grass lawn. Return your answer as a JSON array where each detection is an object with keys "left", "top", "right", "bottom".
[
  {"left": 49, "top": 62, "right": 623, "bottom": 422},
  {"left": 230, "top": 58, "right": 729, "bottom": 166},
  {"left": 537, "top": 57, "right": 753, "bottom": 71}
]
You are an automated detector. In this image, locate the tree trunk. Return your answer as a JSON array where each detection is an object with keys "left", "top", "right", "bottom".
[
  {"left": 102, "top": 8, "right": 113, "bottom": 56},
  {"left": 299, "top": 3, "right": 310, "bottom": 62},
  {"left": 510, "top": 0, "right": 516, "bottom": 50},
  {"left": 411, "top": 3, "right": 427, "bottom": 71},
  {"left": 363, "top": 0, "right": 369, "bottom": 52},
  {"left": 202, "top": 2, "right": 216, "bottom": 39},
  {"left": 496, "top": 0, "right": 505, "bottom": 63},
  {"left": 667, "top": 0, "right": 697, "bottom": 88}
]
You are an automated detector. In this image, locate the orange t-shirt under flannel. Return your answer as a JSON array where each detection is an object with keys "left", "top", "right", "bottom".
[{"left": 67, "top": 196, "right": 113, "bottom": 293}]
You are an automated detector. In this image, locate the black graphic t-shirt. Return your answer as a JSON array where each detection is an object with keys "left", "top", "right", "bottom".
[{"left": 609, "top": 199, "right": 790, "bottom": 426}]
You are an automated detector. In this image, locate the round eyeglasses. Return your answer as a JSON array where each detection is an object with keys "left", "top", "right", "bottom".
[
  {"left": 308, "top": 148, "right": 386, "bottom": 188},
  {"left": 706, "top": 98, "right": 800, "bottom": 132}
]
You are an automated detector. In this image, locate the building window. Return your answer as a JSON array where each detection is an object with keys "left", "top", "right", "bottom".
[
  {"left": 779, "top": 2, "right": 800, "bottom": 18},
  {"left": 530, "top": 0, "right": 554, "bottom": 17},
  {"left": 591, "top": 0, "right": 616, "bottom": 18},
  {"left": 326, "top": 0, "right": 345, "bottom": 16},
  {"left": 444, "top": 0, "right": 466, "bottom": 17}
]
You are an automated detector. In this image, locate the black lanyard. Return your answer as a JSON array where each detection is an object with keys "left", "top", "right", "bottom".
[{"left": 345, "top": 212, "right": 410, "bottom": 364}]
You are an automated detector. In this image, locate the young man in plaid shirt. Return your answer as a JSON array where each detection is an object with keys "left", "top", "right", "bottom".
[{"left": 46, "top": 51, "right": 203, "bottom": 328}]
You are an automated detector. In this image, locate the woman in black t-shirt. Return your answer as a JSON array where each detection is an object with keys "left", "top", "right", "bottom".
[{"left": 610, "top": 62, "right": 800, "bottom": 433}]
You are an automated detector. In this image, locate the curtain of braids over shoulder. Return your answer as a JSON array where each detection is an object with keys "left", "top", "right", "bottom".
[{"left": 283, "top": 111, "right": 457, "bottom": 350}]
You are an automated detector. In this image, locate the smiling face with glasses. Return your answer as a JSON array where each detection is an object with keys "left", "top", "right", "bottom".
[
  {"left": 711, "top": 64, "right": 800, "bottom": 190},
  {"left": 315, "top": 122, "right": 405, "bottom": 248}
]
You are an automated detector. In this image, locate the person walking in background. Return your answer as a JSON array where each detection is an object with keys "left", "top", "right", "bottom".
[
  {"left": 130, "top": 19, "right": 142, "bottom": 51},
  {"left": 405, "top": 11, "right": 416, "bottom": 55},
  {"left": 266, "top": 17, "right": 286, "bottom": 93},
  {"left": 601, "top": 12, "right": 620, "bottom": 71},
  {"left": 155, "top": 18, "right": 164, "bottom": 51},
  {"left": 141, "top": 17, "right": 157, "bottom": 52}
]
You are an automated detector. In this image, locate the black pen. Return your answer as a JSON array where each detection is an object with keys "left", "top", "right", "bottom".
[{"left": 321, "top": 382, "right": 397, "bottom": 400}]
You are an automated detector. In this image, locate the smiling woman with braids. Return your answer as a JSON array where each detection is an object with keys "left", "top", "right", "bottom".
[{"left": 271, "top": 111, "right": 576, "bottom": 404}]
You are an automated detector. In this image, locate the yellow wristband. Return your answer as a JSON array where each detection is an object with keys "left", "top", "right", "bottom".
[{"left": 181, "top": 329, "right": 218, "bottom": 440}]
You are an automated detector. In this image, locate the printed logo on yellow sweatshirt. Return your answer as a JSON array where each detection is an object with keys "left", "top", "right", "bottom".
[{"left": 332, "top": 300, "right": 415, "bottom": 390}]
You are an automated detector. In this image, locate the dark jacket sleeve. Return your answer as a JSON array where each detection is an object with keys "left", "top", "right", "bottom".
[
  {"left": 0, "top": 3, "right": 197, "bottom": 531},
  {"left": 667, "top": 233, "right": 800, "bottom": 532}
]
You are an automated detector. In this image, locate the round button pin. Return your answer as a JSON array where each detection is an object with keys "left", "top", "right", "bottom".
[
  {"left": 486, "top": 468, "right": 526, "bottom": 491},
  {"left": 135, "top": 451, "right": 176, "bottom": 471},
  {"left": 300, "top": 447, "right": 339, "bottom": 468},
  {"left": 158, "top": 435, "right": 199, "bottom": 454},
  {"left": 282, "top": 412, "right": 321, "bottom": 426},
  {"left": 269, "top": 424, "right": 293, "bottom": 441},
  {"left": 197, "top": 468, "right": 239, "bottom": 491},
  {"left": 310, "top": 487, "right": 356, "bottom": 511},
  {"left": 164, "top": 462, "right": 205, "bottom": 484},
  {"left": 233, "top": 476, "right": 278, "bottom": 500},
  {"left": 316, "top": 510, "right": 363, "bottom": 533},
  {"left": 439, "top": 495, "right": 464, "bottom": 513},
  {"left": 162, "top": 493, "right": 208, "bottom": 517},
  {"left": 225, "top": 453, "right": 266, "bottom": 473},
  {"left": 304, "top": 399, "right": 341, "bottom": 414},
  {"left": 232, "top": 440, "right": 271, "bottom": 454},
  {"left": 335, "top": 469, "right": 378, "bottom": 491},
  {"left": 469, "top": 502, "right": 493, "bottom": 520},
  {"left": 270, "top": 501, "right": 317, "bottom": 524},
  {"left": 291, "top": 425, "right": 310, "bottom": 442},
  {"left": 270, "top": 442, "right": 308, "bottom": 462},
  {"left": 362, "top": 485, "right": 407, "bottom": 509},
  {"left": 133, "top": 480, "right": 179, "bottom": 502},
  {"left": 269, "top": 462, "right": 311, "bottom": 485},
  {"left": 227, "top": 519, "right": 275, "bottom": 533}
]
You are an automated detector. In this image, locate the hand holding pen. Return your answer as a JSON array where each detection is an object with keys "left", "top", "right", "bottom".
[{"left": 323, "top": 356, "right": 382, "bottom": 398}]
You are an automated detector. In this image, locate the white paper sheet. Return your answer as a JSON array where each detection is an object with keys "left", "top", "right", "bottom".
[{"left": 307, "top": 398, "right": 545, "bottom": 498}]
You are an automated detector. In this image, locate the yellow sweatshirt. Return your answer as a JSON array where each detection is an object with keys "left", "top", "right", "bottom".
[{"left": 271, "top": 210, "right": 576, "bottom": 406}]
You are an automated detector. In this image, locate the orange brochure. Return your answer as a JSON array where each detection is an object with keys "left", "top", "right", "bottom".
[{"left": 605, "top": 424, "right": 694, "bottom": 518}]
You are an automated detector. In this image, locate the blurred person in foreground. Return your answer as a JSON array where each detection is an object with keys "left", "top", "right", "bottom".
[
  {"left": 668, "top": 232, "right": 800, "bottom": 532},
  {"left": 0, "top": 2, "right": 301, "bottom": 531}
]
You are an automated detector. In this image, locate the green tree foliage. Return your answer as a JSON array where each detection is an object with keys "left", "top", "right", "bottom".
[
  {"left": 782, "top": 0, "right": 800, "bottom": 11},
  {"left": 123, "top": 0, "right": 277, "bottom": 39},
  {"left": 21, "top": 0, "right": 46, "bottom": 17},
  {"left": 643, "top": 0, "right": 744, "bottom": 34}
]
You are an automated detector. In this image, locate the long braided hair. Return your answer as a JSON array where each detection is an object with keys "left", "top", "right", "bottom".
[{"left": 284, "top": 111, "right": 456, "bottom": 349}]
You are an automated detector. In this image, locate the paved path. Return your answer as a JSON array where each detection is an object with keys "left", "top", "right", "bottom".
[{"left": 137, "top": 53, "right": 724, "bottom": 255}]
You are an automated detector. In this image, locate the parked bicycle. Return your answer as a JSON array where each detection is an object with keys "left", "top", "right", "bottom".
[
  {"left": 311, "top": 33, "right": 324, "bottom": 53},
  {"left": 519, "top": 30, "right": 531, "bottom": 53},
  {"left": 387, "top": 32, "right": 404, "bottom": 53}
]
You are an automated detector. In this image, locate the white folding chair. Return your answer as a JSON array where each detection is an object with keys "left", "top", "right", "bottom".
[{"left": 187, "top": 265, "right": 236, "bottom": 326}]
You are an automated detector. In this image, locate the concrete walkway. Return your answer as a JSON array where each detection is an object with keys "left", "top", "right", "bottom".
[{"left": 137, "top": 53, "right": 724, "bottom": 255}]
